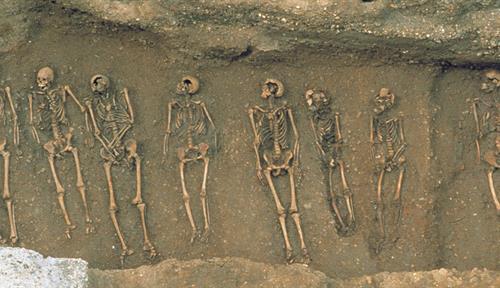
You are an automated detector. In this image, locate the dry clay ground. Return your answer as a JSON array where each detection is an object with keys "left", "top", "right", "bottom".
[{"left": 0, "top": 12, "right": 497, "bottom": 279}]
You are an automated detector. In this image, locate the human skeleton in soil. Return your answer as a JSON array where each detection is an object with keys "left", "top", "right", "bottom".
[
  {"left": 248, "top": 79, "right": 310, "bottom": 264},
  {"left": 305, "top": 89, "right": 355, "bottom": 236},
  {"left": 0, "top": 83, "right": 19, "bottom": 244},
  {"left": 471, "top": 69, "right": 500, "bottom": 215},
  {"left": 29, "top": 66, "right": 93, "bottom": 239},
  {"left": 369, "top": 88, "right": 407, "bottom": 254},
  {"left": 163, "top": 76, "right": 218, "bottom": 243},
  {"left": 83, "top": 74, "right": 156, "bottom": 265}
]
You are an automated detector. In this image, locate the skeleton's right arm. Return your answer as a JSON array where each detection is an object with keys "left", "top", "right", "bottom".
[
  {"left": 5, "top": 87, "right": 19, "bottom": 145},
  {"left": 370, "top": 116, "right": 375, "bottom": 145},
  {"left": 471, "top": 99, "right": 482, "bottom": 138},
  {"left": 309, "top": 117, "right": 325, "bottom": 158},
  {"left": 28, "top": 93, "right": 40, "bottom": 144},
  {"left": 369, "top": 116, "right": 377, "bottom": 162},
  {"left": 248, "top": 107, "right": 263, "bottom": 170},
  {"left": 163, "top": 101, "right": 175, "bottom": 155},
  {"left": 85, "top": 101, "right": 101, "bottom": 136}
]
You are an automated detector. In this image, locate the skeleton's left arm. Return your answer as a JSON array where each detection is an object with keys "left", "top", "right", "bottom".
[
  {"left": 398, "top": 115, "right": 406, "bottom": 144},
  {"left": 64, "top": 85, "right": 86, "bottom": 113},
  {"left": 4, "top": 87, "right": 19, "bottom": 145},
  {"left": 201, "top": 102, "right": 218, "bottom": 151},
  {"left": 287, "top": 107, "right": 300, "bottom": 165},
  {"left": 122, "top": 88, "right": 134, "bottom": 124},
  {"left": 392, "top": 115, "right": 407, "bottom": 165},
  {"left": 334, "top": 112, "right": 343, "bottom": 144}
]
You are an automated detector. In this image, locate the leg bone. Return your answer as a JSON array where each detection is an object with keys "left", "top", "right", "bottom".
[
  {"left": 392, "top": 166, "right": 405, "bottom": 225},
  {"left": 129, "top": 151, "right": 157, "bottom": 258},
  {"left": 137, "top": 203, "right": 157, "bottom": 258},
  {"left": 200, "top": 153, "right": 210, "bottom": 240},
  {"left": 69, "top": 147, "right": 94, "bottom": 234},
  {"left": 374, "top": 169, "right": 386, "bottom": 254},
  {"left": 104, "top": 161, "right": 134, "bottom": 265},
  {"left": 289, "top": 167, "right": 310, "bottom": 264},
  {"left": 327, "top": 165, "right": 347, "bottom": 230},
  {"left": 487, "top": 167, "right": 500, "bottom": 214},
  {"left": 179, "top": 156, "right": 198, "bottom": 243},
  {"left": 339, "top": 160, "right": 355, "bottom": 228},
  {"left": 386, "top": 167, "right": 405, "bottom": 244},
  {"left": 47, "top": 149, "right": 75, "bottom": 239},
  {"left": 264, "top": 169, "right": 293, "bottom": 263},
  {"left": 1, "top": 150, "right": 17, "bottom": 244}
]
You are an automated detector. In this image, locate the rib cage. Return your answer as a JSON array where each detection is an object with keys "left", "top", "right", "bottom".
[
  {"left": 36, "top": 89, "right": 67, "bottom": 139},
  {"left": 309, "top": 103, "right": 339, "bottom": 162},
  {"left": 317, "top": 118, "right": 336, "bottom": 146},
  {"left": 385, "top": 119, "right": 397, "bottom": 158},
  {"left": 375, "top": 117, "right": 402, "bottom": 161},
  {"left": 256, "top": 107, "right": 289, "bottom": 149},
  {"left": 311, "top": 104, "right": 336, "bottom": 146},
  {"left": 173, "top": 102, "right": 208, "bottom": 138},
  {"left": 96, "top": 96, "right": 131, "bottom": 139}
]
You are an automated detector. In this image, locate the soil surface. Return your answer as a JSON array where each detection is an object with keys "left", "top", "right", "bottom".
[
  {"left": 88, "top": 257, "right": 500, "bottom": 288},
  {"left": 54, "top": 0, "right": 500, "bottom": 64},
  {"left": 0, "top": 3, "right": 498, "bottom": 281}
]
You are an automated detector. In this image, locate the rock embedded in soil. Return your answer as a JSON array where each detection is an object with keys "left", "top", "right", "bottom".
[{"left": 0, "top": 247, "right": 88, "bottom": 288}]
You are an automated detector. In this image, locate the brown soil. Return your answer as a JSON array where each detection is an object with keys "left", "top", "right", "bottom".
[{"left": 0, "top": 7, "right": 497, "bottom": 280}]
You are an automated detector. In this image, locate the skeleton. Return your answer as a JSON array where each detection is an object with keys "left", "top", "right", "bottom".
[
  {"left": 163, "top": 76, "right": 217, "bottom": 243},
  {"left": 305, "top": 89, "right": 355, "bottom": 235},
  {"left": 83, "top": 74, "right": 157, "bottom": 264},
  {"left": 369, "top": 88, "right": 407, "bottom": 254},
  {"left": 0, "top": 85, "right": 19, "bottom": 244},
  {"left": 29, "top": 67, "right": 93, "bottom": 239},
  {"left": 471, "top": 70, "right": 500, "bottom": 214},
  {"left": 248, "top": 79, "right": 310, "bottom": 264}
]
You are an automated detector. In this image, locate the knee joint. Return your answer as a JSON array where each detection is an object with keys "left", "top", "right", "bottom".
[
  {"left": 343, "top": 188, "right": 352, "bottom": 197},
  {"left": 109, "top": 205, "right": 118, "bottom": 213},
  {"left": 183, "top": 194, "right": 190, "bottom": 202},
  {"left": 289, "top": 203, "right": 298, "bottom": 214},
  {"left": 277, "top": 207, "right": 287, "bottom": 217}
]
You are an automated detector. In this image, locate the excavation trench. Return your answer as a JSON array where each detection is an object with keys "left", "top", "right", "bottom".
[{"left": 0, "top": 1, "right": 498, "bottom": 285}]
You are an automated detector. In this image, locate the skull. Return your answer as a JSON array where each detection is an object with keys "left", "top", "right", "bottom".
[
  {"left": 480, "top": 70, "right": 500, "bottom": 93},
  {"left": 37, "top": 67, "right": 54, "bottom": 90},
  {"left": 374, "top": 88, "right": 395, "bottom": 115},
  {"left": 90, "top": 75, "right": 110, "bottom": 94},
  {"left": 485, "top": 70, "right": 500, "bottom": 82},
  {"left": 176, "top": 75, "right": 199, "bottom": 95},
  {"left": 305, "top": 89, "right": 329, "bottom": 108},
  {"left": 261, "top": 79, "right": 284, "bottom": 99}
]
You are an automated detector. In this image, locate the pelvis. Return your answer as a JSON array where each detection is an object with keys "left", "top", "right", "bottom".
[{"left": 263, "top": 149, "right": 293, "bottom": 176}]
